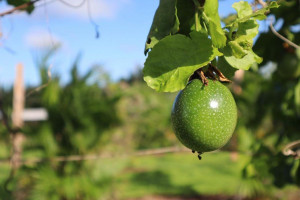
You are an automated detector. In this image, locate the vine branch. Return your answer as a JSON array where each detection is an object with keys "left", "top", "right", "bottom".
[
  {"left": 255, "top": 0, "right": 300, "bottom": 49},
  {"left": 282, "top": 140, "right": 300, "bottom": 159},
  {"left": 269, "top": 18, "right": 300, "bottom": 49},
  {"left": 0, "top": 0, "right": 40, "bottom": 17},
  {"left": 58, "top": 0, "right": 86, "bottom": 8},
  {"left": 26, "top": 65, "right": 52, "bottom": 97},
  {"left": 0, "top": 146, "right": 192, "bottom": 165}
]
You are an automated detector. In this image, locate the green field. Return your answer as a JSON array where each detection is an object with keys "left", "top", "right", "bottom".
[
  {"left": 90, "top": 151, "right": 245, "bottom": 199},
  {"left": 1, "top": 151, "right": 298, "bottom": 200}
]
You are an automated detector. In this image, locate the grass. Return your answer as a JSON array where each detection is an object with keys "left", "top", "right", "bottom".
[
  {"left": 92, "top": 151, "right": 245, "bottom": 199},
  {"left": 1, "top": 151, "right": 299, "bottom": 199}
]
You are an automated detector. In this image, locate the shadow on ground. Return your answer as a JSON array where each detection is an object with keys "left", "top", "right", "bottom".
[{"left": 130, "top": 171, "right": 198, "bottom": 196}]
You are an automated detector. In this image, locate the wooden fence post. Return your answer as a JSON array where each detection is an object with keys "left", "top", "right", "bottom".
[{"left": 11, "top": 63, "right": 25, "bottom": 200}]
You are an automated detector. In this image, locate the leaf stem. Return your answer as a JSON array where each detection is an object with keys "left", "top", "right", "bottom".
[
  {"left": 192, "top": 0, "right": 201, "bottom": 7},
  {"left": 193, "top": 0, "right": 202, "bottom": 32},
  {"left": 201, "top": 12, "right": 210, "bottom": 33},
  {"left": 228, "top": 23, "right": 237, "bottom": 41},
  {"left": 201, "top": 12, "right": 209, "bottom": 25},
  {"left": 195, "top": 9, "right": 200, "bottom": 32}
]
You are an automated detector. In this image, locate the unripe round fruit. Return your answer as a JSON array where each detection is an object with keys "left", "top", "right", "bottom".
[{"left": 171, "top": 79, "right": 237, "bottom": 153}]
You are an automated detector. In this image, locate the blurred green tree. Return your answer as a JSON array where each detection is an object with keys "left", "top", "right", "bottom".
[{"left": 229, "top": 1, "right": 300, "bottom": 197}]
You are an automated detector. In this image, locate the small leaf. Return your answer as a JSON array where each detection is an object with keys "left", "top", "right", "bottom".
[
  {"left": 228, "top": 41, "right": 248, "bottom": 58},
  {"left": 222, "top": 14, "right": 238, "bottom": 26},
  {"left": 227, "top": 1, "right": 279, "bottom": 27},
  {"left": 238, "top": 1, "right": 279, "bottom": 23},
  {"left": 144, "top": 0, "right": 179, "bottom": 54},
  {"left": 204, "top": 0, "right": 227, "bottom": 48},
  {"left": 143, "top": 31, "right": 221, "bottom": 92},
  {"left": 249, "top": 2, "right": 279, "bottom": 21},
  {"left": 221, "top": 17, "right": 260, "bottom": 70},
  {"left": 232, "top": 1, "right": 252, "bottom": 19},
  {"left": 224, "top": 48, "right": 262, "bottom": 70},
  {"left": 7, "top": 0, "right": 35, "bottom": 14},
  {"left": 235, "top": 19, "right": 259, "bottom": 45}
]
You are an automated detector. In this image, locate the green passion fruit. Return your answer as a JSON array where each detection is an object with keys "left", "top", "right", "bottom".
[{"left": 171, "top": 79, "right": 237, "bottom": 153}]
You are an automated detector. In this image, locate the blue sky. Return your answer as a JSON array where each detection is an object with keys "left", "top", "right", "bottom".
[{"left": 0, "top": 0, "right": 265, "bottom": 88}]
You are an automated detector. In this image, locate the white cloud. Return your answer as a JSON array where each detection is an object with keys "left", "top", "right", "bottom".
[
  {"left": 32, "top": 0, "right": 131, "bottom": 20},
  {"left": 25, "top": 28, "right": 62, "bottom": 49}
]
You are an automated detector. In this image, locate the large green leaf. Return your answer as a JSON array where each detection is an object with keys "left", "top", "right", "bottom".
[
  {"left": 143, "top": 31, "right": 221, "bottom": 92},
  {"left": 176, "top": 0, "right": 195, "bottom": 35},
  {"left": 144, "top": 0, "right": 179, "bottom": 54},
  {"left": 204, "top": 0, "right": 226, "bottom": 48}
]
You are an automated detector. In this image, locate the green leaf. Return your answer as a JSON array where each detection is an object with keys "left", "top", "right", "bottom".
[
  {"left": 232, "top": 1, "right": 252, "bottom": 19},
  {"left": 221, "top": 17, "right": 260, "bottom": 69},
  {"left": 223, "top": 47, "right": 262, "bottom": 70},
  {"left": 222, "top": 14, "right": 238, "bottom": 26},
  {"left": 247, "top": 1, "right": 279, "bottom": 21},
  {"left": 224, "top": 19, "right": 259, "bottom": 60},
  {"left": 144, "top": 0, "right": 179, "bottom": 55},
  {"left": 233, "top": 1, "right": 279, "bottom": 24},
  {"left": 226, "top": 3, "right": 260, "bottom": 43},
  {"left": 228, "top": 41, "right": 248, "bottom": 58},
  {"left": 143, "top": 31, "right": 221, "bottom": 92},
  {"left": 235, "top": 19, "right": 259, "bottom": 45},
  {"left": 7, "top": 0, "right": 35, "bottom": 14},
  {"left": 227, "top": 1, "right": 279, "bottom": 28},
  {"left": 203, "top": 0, "right": 226, "bottom": 48},
  {"left": 176, "top": 0, "right": 195, "bottom": 35},
  {"left": 217, "top": 56, "right": 237, "bottom": 79}
]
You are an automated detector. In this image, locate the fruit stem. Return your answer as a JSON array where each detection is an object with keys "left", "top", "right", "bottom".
[
  {"left": 197, "top": 152, "right": 203, "bottom": 160},
  {"left": 191, "top": 63, "right": 231, "bottom": 86},
  {"left": 206, "top": 67, "right": 217, "bottom": 80},
  {"left": 196, "top": 69, "right": 208, "bottom": 86},
  {"left": 209, "top": 64, "right": 232, "bottom": 83}
]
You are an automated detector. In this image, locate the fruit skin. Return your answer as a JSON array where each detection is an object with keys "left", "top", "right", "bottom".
[{"left": 171, "top": 79, "right": 237, "bottom": 152}]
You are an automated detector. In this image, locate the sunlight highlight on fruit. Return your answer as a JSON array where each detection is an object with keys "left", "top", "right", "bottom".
[{"left": 210, "top": 100, "right": 219, "bottom": 109}]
